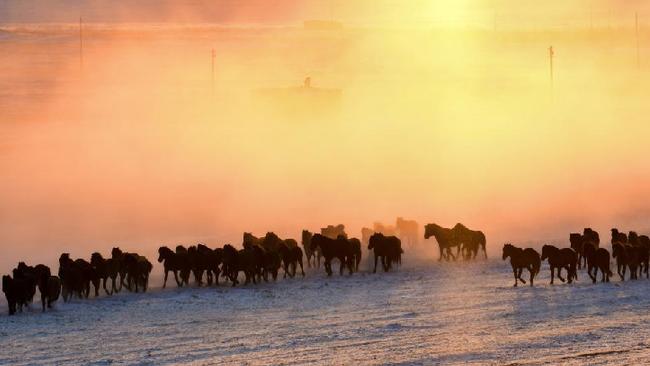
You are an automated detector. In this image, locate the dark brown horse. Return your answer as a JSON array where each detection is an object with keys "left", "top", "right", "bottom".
[
  {"left": 611, "top": 228, "right": 627, "bottom": 246},
  {"left": 612, "top": 243, "right": 640, "bottom": 281},
  {"left": 368, "top": 233, "right": 402, "bottom": 273},
  {"left": 583, "top": 243, "right": 612, "bottom": 283},
  {"left": 158, "top": 246, "right": 188, "bottom": 288},
  {"left": 310, "top": 234, "right": 352, "bottom": 276},
  {"left": 424, "top": 223, "right": 460, "bottom": 261},
  {"left": 453, "top": 223, "right": 487, "bottom": 260},
  {"left": 90, "top": 252, "right": 119, "bottom": 295},
  {"left": 302, "top": 230, "right": 322, "bottom": 268},
  {"left": 502, "top": 244, "right": 540, "bottom": 287},
  {"left": 279, "top": 239, "right": 305, "bottom": 278},
  {"left": 541, "top": 245, "right": 577, "bottom": 284}
]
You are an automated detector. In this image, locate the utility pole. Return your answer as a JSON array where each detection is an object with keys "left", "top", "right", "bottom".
[
  {"left": 549, "top": 46, "right": 554, "bottom": 88},
  {"left": 634, "top": 12, "right": 641, "bottom": 68},
  {"left": 211, "top": 48, "right": 216, "bottom": 94},
  {"left": 79, "top": 16, "right": 83, "bottom": 70}
]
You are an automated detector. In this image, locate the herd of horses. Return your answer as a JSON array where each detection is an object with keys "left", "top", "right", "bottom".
[
  {"left": 2, "top": 223, "right": 418, "bottom": 315},
  {"left": 503, "top": 228, "right": 650, "bottom": 287},
  {"left": 2, "top": 247, "right": 152, "bottom": 315}
]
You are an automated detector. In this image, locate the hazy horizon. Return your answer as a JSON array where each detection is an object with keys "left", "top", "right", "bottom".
[{"left": 3, "top": 2, "right": 650, "bottom": 275}]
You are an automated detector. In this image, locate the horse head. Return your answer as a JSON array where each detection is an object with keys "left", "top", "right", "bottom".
[{"left": 502, "top": 243, "right": 514, "bottom": 260}]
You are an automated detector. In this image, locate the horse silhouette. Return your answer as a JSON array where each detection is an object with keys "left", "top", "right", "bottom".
[
  {"left": 541, "top": 245, "right": 577, "bottom": 284},
  {"left": 158, "top": 246, "right": 188, "bottom": 288},
  {"left": 310, "top": 234, "right": 353, "bottom": 276},
  {"left": 452, "top": 223, "right": 487, "bottom": 260},
  {"left": 368, "top": 233, "right": 402, "bottom": 273},
  {"left": 424, "top": 223, "right": 459, "bottom": 261},
  {"left": 90, "top": 252, "right": 119, "bottom": 295},
  {"left": 502, "top": 243, "right": 540, "bottom": 287},
  {"left": 583, "top": 243, "right": 612, "bottom": 283}
]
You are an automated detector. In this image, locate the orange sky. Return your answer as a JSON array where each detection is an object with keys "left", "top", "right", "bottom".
[{"left": 2, "top": 2, "right": 650, "bottom": 273}]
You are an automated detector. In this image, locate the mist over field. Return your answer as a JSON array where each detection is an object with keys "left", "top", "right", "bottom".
[{"left": 2, "top": 1, "right": 650, "bottom": 274}]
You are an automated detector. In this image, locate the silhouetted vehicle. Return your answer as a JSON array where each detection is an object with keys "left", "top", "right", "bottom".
[
  {"left": 368, "top": 233, "right": 402, "bottom": 273},
  {"left": 583, "top": 243, "right": 611, "bottom": 283},
  {"left": 321, "top": 224, "right": 347, "bottom": 240},
  {"left": 310, "top": 234, "right": 353, "bottom": 276},
  {"left": 424, "top": 223, "right": 459, "bottom": 261},
  {"left": 502, "top": 243, "right": 540, "bottom": 287},
  {"left": 540, "top": 245, "right": 577, "bottom": 284}
]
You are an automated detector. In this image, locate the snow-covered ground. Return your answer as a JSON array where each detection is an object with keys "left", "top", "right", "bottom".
[{"left": 2, "top": 258, "right": 650, "bottom": 365}]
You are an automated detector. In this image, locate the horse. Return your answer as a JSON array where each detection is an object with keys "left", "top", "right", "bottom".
[
  {"left": 12, "top": 262, "right": 37, "bottom": 304},
  {"left": 540, "top": 245, "right": 577, "bottom": 284},
  {"left": 637, "top": 235, "right": 650, "bottom": 279},
  {"left": 611, "top": 228, "right": 628, "bottom": 246},
  {"left": 278, "top": 239, "right": 305, "bottom": 278},
  {"left": 33, "top": 264, "right": 61, "bottom": 311},
  {"left": 453, "top": 223, "right": 487, "bottom": 260},
  {"left": 2, "top": 275, "right": 31, "bottom": 315},
  {"left": 90, "top": 252, "right": 119, "bottom": 295},
  {"left": 221, "top": 244, "right": 240, "bottom": 286},
  {"left": 196, "top": 244, "right": 221, "bottom": 286},
  {"left": 424, "top": 223, "right": 460, "bottom": 261},
  {"left": 302, "top": 230, "right": 322, "bottom": 268},
  {"left": 612, "top": 243, "right": 636, "bottom": 281},
  {"left": 348, "top": 237, "right": 362, "bottom": 272},
  {"left": 158, "top": 246, "right": 188, "bottom": 288},
  {"left": 368, "top": 233, "right": 402, "bottom": 273},
  {"left": 583, "top": 243, "right": 612, "bottom": 283},
  {"left": 502, "top": 243, "right": 540, "bottom": 287},
  {"left": 310, "top": 233, "right": 352, "bottom": 276},
  {"left": 583, "top": 228, "right": 600, "bottom": 246},
  {"left": 58, "top": 253, "right": 86, "bottom": 301},
  {"left": 396, "top": 217, "right": 419, "bottom": 247}
]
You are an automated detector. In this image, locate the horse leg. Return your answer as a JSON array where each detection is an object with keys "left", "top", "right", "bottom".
[
  {"left": 299, "top": 259, "right": 305, "bottom": 277},
  {"left": 174, "top": 271, "right": 182, "bottom": 287},
  {"left": 621, "top": 264, "right": 627, "bottom": 281},
  {"left": 529, "top": 266, "right": 535, "bottom": 287},
  {"left": 557, "top": 267, "right": 565, "bottom": 282},
  {"left": 103, "top": 278, "right": 111, "bottom": 295},
  {"left": 550, "top": 266, "right": 554, "bottom": 284},
  {"left": 517, "top": 268, "right": 526, "bottom": 284},
  {"left": 512, "top": 267, "right": 519, "bottom": 287},
  {"left": 373, "top": 255, "right": 378, "bottom": 273},
  {"left": 41, "top": 295, "right": 46, "bottom": 312},
  {"left": 162, "top": 270, "right": 169, "bottom": 288}
]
